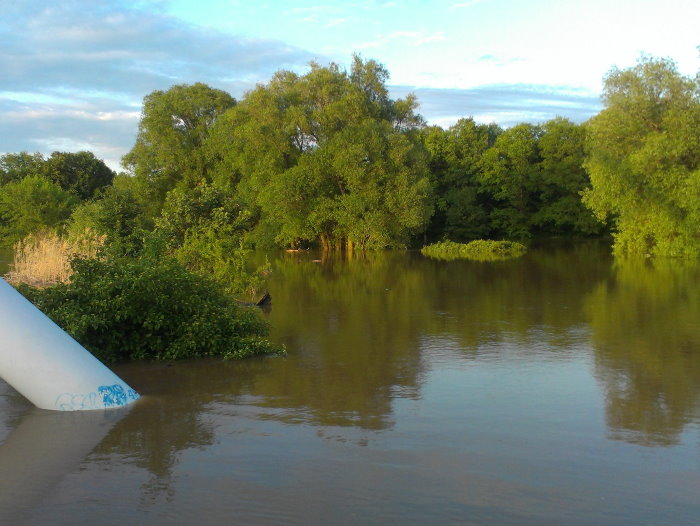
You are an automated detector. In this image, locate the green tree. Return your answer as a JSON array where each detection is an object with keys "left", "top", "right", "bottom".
[
  {"left": 210, "top": 58, "right": 432, "bottom": 249},
  {"left": 41, "top": 151, "right": 115, "bottom": 199},
  {"left": 0, "top": 175, "right": 78, "bottom": 246},
  {"left": 583, "top": 55, "right": 700, "bottom": 257},
  {"left": 0, "top": 152, "right": 45, "bottom": 186},
  {"left": 423, "top": 118, "right": 501, "bottom": 241},
  {"left": 154, "top": 181, "right": 264, "bottom": 296},
  {"left": 479, "top": 123, "right": 543, "bottom": 239},
  {"left": 123, "top": 82, "right": 236, "bottom": 214},
  {"left": 534, "top": 117, "right": 603, "bottom": 235},
  {"left": 68, "top": 174, "right": 150, "bottom": 256}
]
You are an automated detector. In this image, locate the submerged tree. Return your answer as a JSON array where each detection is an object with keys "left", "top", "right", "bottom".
[{"left": 583, "top": 55, "right": 700, "bottom": 257}]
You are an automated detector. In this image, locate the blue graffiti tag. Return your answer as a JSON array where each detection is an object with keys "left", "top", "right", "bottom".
[
  {"left": 55, "top": 385, "right": 140, "bottom": 410},
  {"left": 98, "top": 384, "right": 140, "bottom": 407}
]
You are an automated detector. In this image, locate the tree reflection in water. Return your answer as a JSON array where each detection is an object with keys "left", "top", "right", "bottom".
[
  {"left": 7, "top": 242, "right": 698, "bottom": 505},
  {"left": 587, "top": 258, "right": 700, "bottom": 446}
]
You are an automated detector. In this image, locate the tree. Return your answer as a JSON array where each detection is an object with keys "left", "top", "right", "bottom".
[
  {"left": 41, "top": 151, "right": 115, "bottom": 199},
  {"left": 68, "top": 174, "right": 150, "bottom": 256},
  {"left": 0, "top": 175, "right": 78, "bottom": 246},
  {"left": 583, "top": 55, "right": 700, "bottom": 257},
  {"left": 423, "top": 118, "right": 501, "bottom": 242},
  {"left": 534, "top": 117, "right": 603, "bottom": 235},
  {"left": 123, "top": 83, "right": 236, "bottom": 214},
  {"left": 209, "top": 58, "right": 432, "bottom": 249},
  {"left": 479, "top": 123, "right": 542, "bottom": 239},
  {"left": 0, "top": 152, "right": 45, "bottom": 186}
]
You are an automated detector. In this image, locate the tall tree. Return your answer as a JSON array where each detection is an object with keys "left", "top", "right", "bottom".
[
  {"left": 583, "top": 55, "right": 700, "bottom": 257},
  {"left": 534, "top": 118, "right": 603, "bottom": 235},
  {"left": 123, "top": 82, "right": 236, "bottom": 214},
  {"left": 209, "top": 58, "right": 432, "bottom": 249},
  {"left": 423, "top": 118, "right": 501, "bottom": 242}
]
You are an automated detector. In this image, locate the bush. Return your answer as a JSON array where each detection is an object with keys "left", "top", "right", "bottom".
[
  {"left": 421, "top": 239, "right": 527, "bottom": 261},
  {"left": 16, "top": 255, "right": 284, "bottom": 363},
  {"left": 0, "top": 174, "right": 78, "bottom": 246}
]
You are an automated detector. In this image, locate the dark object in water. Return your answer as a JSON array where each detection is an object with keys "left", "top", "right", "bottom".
[
  {"left": 236, "top": 291, "right": 272, "bottom": 308},
  {"left": 255, "top": 291, "right": 272, "bottom": 306}
]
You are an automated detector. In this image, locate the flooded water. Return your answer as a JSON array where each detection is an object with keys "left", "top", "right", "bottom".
[{"left": 2, "top": 242, "right": 700, "bottom": 525}]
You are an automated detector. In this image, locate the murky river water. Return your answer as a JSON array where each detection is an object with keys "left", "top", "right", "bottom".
[{"left": 1, "top": 242, "right": 700, "bottom": 525}]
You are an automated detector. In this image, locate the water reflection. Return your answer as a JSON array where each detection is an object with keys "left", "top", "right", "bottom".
[
  {"left": 2, "top": 243, "right": 700, "bottom": 522},
  {"left": 587, "top": 258, "right": 700, "bottom": 446},
  {"left": 0, "top": 405, "right": 131, "bottom": 523}
]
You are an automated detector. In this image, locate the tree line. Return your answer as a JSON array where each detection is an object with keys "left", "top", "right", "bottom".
[{"left": 1, "top": 53, "right": 699, "bottom": 261}]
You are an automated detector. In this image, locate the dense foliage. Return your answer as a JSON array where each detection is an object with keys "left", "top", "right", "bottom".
[
  {"left": 421, "top": 240, "right": 527, "bottom": 261},
  {"left": 583, "top": 56, "right": 700, "bottom": 257},
  {"left": 17, "top": 255, "right": 283, "bottom": 363},
  {"left": 0, "top": 151, "right": 115, "bottom": 247},
  {"left": 207, "top": 57, "right": 433, "bottom": 249},
  {"left": 4, "top": 52, "right": 700, "bottom": 363},
  {"left": 0, "top": 175, "right": 78, "bottom": 246}
]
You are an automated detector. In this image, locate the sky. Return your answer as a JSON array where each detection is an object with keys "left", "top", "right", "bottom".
[{"left": 1, "top": 0, "right": 698, "bottom": 171}]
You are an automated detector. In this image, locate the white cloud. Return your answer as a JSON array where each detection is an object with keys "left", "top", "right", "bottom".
[
  {"left": 389, "top": 84, "right": 602, "bottom": 128},
  {"left": 0, "top": 0, "right": 314, "bottom": 167}
]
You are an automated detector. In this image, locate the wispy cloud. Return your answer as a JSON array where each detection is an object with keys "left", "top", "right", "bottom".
[
  {"left": 0, "top": 0, "right": 314, "bottom": 169},
  {"left": 359, "top": 31, "right": 446, "bottom": 50},
  {"left": 390, "top": 83, "right": 602, "bottom": 128}
]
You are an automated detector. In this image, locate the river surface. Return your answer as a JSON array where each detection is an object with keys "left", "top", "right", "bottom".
[{"left": 1, "top": 242, "right": 700, "bottom": 525}]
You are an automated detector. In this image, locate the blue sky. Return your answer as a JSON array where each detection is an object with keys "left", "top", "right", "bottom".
[{"left": 1, "top": 0, "right": 698, "bottom": 170}]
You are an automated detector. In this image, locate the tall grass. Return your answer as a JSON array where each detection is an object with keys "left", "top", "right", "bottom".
[{"left": 5, "top": 230, "right": 104, "bottom": 287}]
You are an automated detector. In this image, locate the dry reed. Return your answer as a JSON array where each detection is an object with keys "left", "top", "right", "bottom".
[{"left": 5, "top": 230, "right": 104, "bottom": 287}]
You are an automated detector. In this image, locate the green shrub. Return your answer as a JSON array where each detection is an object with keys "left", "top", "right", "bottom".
[
  {"left": 16, "top": 255, "right": 285, "bottom": 363},
  {"left": 421, "top": 239, "right": 527, "bottom": 261}
]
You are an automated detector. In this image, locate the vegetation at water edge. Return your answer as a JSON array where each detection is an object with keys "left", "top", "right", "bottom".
[
  {"left": 0, "top": 51, "right": 698, "bottom": 361},
  {"left": 421, "top": 240, "right": 527, "bottom": 261}
]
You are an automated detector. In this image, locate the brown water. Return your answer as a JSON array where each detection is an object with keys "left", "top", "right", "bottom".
[{"left": 1, "top": 242, "right": 700, "bottom": 525}]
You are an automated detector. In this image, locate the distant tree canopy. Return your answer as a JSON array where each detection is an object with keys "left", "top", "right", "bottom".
[
  {"left": 0, "top": 152, "right": 45, "bottom": 186},
  {"left": 9, "top": 52, "right": 700, "bottom": 261},
  {"left": 42, "top": 151, "right": 115, "bottom": 199},
  {"left": 422, "top": 116, "right": 603, "bottom": 242},
  {"left": 583, "top": 55, "right": 700, "bottom": 257},
  {"left": 0, "top": 151, "right": 114, "bottom": 199},
  {"left": 0, "top": 151, "right": 114, "bottom": 246}
]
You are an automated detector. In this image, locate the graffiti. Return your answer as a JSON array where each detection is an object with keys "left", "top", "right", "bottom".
[
  {"left": 55, "top": 391, "right": 99, "bottom": 410},
  {"left": 98, "top": 384, "right": 140, "bottom": 407},
  {"left": 55, "top": 384, "right": 140, "bottom": 410}
]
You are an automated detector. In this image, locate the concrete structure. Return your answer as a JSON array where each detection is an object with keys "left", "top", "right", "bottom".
[{"left": 0, "top": 278, "right": 139, "bottom": 411}]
